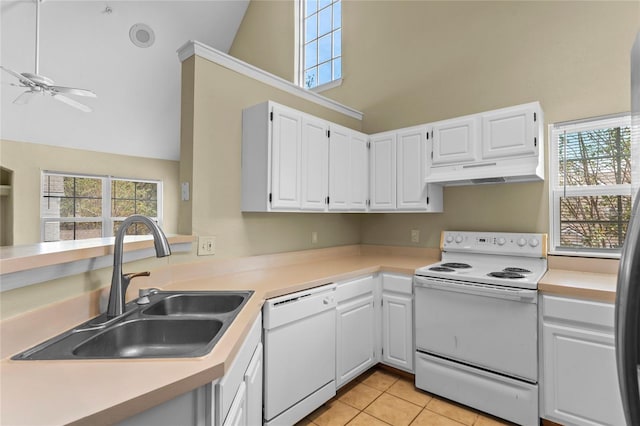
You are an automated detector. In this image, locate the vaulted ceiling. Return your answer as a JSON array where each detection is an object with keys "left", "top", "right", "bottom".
[{"left": 0, "top": 0, "right": 249, "bottom": 160}]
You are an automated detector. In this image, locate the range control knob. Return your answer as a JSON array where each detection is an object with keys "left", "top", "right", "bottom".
[
  {"left": 517, "top": 238, "right": 527, "bottom": 247},
  {"left": 497, "top": 237, "right": 506, "bottom": 246},
  {"left": 529, "top": 238, "right": 539, "bottom": 247},
  {"left": 455, "top": 235, "right": 463, "bottom": 244},
  {"left": 446, "top": 235, "right": 454, "bottom": 243}
]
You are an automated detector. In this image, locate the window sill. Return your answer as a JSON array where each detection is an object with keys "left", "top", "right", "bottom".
[
  {"left": 0, "top": 235, "right": 194, "bottom": 291},
  {"left": 310, "top": 78, "right": 343, "bottom": 93},
  {"left": 548, "top": 248, "right": 621, "bottom": 260}
]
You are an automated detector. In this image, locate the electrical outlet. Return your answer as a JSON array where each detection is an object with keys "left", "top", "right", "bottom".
[
  {"left": 411, "top": 229, "right": 420, "bottom": 243},
  {"left": 197, "top": 236, "right": 216, "bottom": 256},
  {"left": 311, "top": 231, "right": 318, "bottom": 244}
]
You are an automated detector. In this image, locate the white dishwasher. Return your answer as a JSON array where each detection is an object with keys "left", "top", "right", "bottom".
[{"left": 263, "top": 283, "right": 336, "bottom": 426}]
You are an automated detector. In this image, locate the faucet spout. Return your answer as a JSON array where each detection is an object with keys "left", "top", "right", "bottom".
[{"left": 106, "top": 215, "right": 171, "bottom": 318}]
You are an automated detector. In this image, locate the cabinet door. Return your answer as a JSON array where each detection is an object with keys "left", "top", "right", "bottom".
[
  {"left": 328, "top": 125, "right": 350, "bottom": 211},
  {"left": 542, "top": 322, "right": 625, "bottom": 426},
  {"left": 244, "top": 343, "right": 263, "bottom": 426},
  {"left": 271, "top": 106, "right": 302, "bottom": 210},
  {"left": 482, "top": 105, "right": 537, "bottom": 160},
  {"left": 301, "top": 115, "right": 329, "bottom": 211},
  {"left": 431, "top": 117, "right": 478, "bottom": 165},
  {"left": 397, "top": 127, "right": 427, "bottom": 210},
  {"left": 222, "top": 382, "right": 246, "bottom": 426},
  {"left": 349, "top": 131, "right": 369, "bottom": 211},
  {"left": 336, "top": 294, "right": 376, "bottom": 387},
  {"left": 382, "top": 293, "right": 413, "bottom": 372},
  {"left": 369, "top": 132, "right": 396, "bottom": 210}
]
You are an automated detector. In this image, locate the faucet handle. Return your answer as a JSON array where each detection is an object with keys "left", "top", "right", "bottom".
[
  {"left": 124, "top": 271, "right": 151, "bottom": 280},
  {"left": 137, "top": 287, "right": 160, "bottom": 305}
]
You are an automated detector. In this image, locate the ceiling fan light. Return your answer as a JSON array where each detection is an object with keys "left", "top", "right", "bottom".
[{"left": 129, "top": 23, "right": 155, "bottom": 48}]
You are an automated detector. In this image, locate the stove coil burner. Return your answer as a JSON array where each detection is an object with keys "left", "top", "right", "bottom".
[
  {"left": 488, "top": 271, "right": 525, "bottom": 279},
  {"left": 503, "top": 267, "right": 531, "bottom": 274},
  {"left": 429, "top": 266, "right": 455, "bottom": 272},
  {"left": 440, "top": 262, "right": 472, "bottom": 269}
]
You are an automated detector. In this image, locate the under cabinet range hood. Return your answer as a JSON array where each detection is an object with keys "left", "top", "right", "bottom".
[{"left": 425, "top": 102, "right": 544, "bottom": 186}]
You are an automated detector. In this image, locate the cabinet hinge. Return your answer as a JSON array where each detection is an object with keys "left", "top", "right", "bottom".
[
  {"left": 431, "top": 130, "right": 434, "bottom": 139},
  {"left": 269, "top": 193, "right": 272, "bottom": 203},
  {"left": 367, "top": 199, "right": 371, "bottom": 206},
  {"left": 381, "top": 348, "right": 384, "bottom": 356},
  {"left": 427, "top": 197, "right": 430, "bottom": 205},
  {"left": 270, "top": 111, "right": 273, "bottom": 121},
  {"left": 327, "top": 130, "right": 331, "bottom": 138},
  {"left": 326, "top": 196, "right": 330, "bottom": 204},
  {"left": 431, "top": 151, "right": 433, "bottom": 160},
  {"left": 367, "top": 141, "right": 371, "bottom": 149},
  {"left": 534, "top": 112, "right": 537, "bottom": 122},
  {"left": 426, "top": 132, "right": 429, "bottom": 140},
  {"left": 534, "top": 137, "right": 537, "bottom": 147}
]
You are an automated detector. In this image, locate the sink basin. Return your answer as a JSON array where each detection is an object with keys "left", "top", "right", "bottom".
[
  {"left": 12, "top": 290, "right": 253, "bottom": 360},
  {"left": 143, "top": 294, "right": 246, "bottom": 316},
  {"left": 73, "top": 319, "right": 223, "bottom": 358}
]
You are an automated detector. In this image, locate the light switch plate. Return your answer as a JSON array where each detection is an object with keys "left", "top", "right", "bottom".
[
  {"left": 411, "top": 229, "right": 420, "bottom": 243},
  {"left": 197, "top": 236, "right": 216, "bottom": 256}
]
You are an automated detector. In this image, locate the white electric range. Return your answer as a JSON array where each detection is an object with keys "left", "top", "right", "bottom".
[{"left": 414, "top": 231, "right": 548, "bottom": 426}]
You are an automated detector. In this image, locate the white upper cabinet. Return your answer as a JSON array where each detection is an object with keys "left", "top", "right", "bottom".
[
  {"left": 482, "top": 104, "right": 537, "bottom": 159},
  {"left": 271, "top": 105, "right": 303, "bottom": 210},
  {"left": 369, "top": 132, "right": 397, "bottom": 211},
  {"left": 426, "top": 102, "right": 544, "bottom": 186},
  {"left": 301, "top": 115, "right": 329, "bottom": 211},
  {"left": 328, "top": 124, "right": 368, "bottom": 211},
  {"left": 397, "top": 126, "right": 428, "bottom": 210},
  {"left": 431, "top": 116, "right": 479, "bottom": 166}
]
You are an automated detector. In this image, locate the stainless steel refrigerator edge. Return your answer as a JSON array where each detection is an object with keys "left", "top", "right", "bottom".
[{"left": 615, "top": 29, "right": 640, "bottom": 426}]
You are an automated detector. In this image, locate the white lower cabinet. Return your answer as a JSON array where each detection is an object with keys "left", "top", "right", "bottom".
[
  {"left": 381, "top": 273, "right": 414, "bottom": 373},
  {"left": 117, "top": 386, "right": 208, "bottom": 426},
  {"left": 336, "top": 275, "right": 378, "bottom": 388},
  {"left": 541, "top": 294, "right": 625, "bottom": 426}
]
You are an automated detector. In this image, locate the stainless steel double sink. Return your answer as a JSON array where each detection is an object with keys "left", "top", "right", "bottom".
[{"left": 13, "top": 290, "right": 253, "bottom": 360}]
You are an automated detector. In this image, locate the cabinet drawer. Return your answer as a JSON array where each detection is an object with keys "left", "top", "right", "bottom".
[
  {"left": 542, "top": 294, "right": 614, "bottom": 329},
  {"left": 336, "top": 275, "right": 375, "bottom": 303},
  {"left": 382, "top": 273, "right": 412, "bottom": 295},
  {"left": 215, "top": 313, "right": 261, "bottom": 425}
]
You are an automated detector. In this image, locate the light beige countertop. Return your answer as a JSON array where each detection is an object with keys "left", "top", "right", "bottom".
[
  {"left": 0, "top": 246, "right": 621, "bottom": 425},
  {"left": 0, "top": 246, "right": 436, "bottom": 426}
]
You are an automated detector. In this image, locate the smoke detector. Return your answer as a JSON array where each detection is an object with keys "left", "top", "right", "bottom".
[{"left": 129, "top": 23, "right": 155, "bottom": 48}]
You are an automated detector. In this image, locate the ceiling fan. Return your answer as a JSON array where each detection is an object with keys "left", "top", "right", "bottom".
[{"left": 1, "top": 0, "right": 96, "bottom": 112}]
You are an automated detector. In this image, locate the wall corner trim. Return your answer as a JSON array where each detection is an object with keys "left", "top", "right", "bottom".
[{"left": 176, "top": 40, "right": 364, "bottom": 121}]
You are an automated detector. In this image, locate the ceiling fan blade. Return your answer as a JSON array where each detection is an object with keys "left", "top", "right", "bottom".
[
  {"left": 52, "top": 93, "right": 92, "bottom": 112},
  {"left": 13, "top": 90, "right": 38, "bottom": 105},
  {"left": 0, "top": 66, "right": 37, "bottom": 87},
  {"left": 49, "top": 86, "right": 97, "bottom": 98}
]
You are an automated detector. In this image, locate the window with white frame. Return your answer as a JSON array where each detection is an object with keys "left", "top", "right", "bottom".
[
  {"left": 549, "top": 114, "right": 636, "bottom": 256},
  {"left": 41, "top": 172, "right": 162, "bottom": 242},
  {"left": 300, "top": 0, "right": 341, "bottom": 90}
]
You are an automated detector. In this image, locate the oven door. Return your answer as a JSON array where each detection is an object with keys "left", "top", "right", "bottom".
[{"left": 414, "top": 276, "right": 538, "bottom": 382}]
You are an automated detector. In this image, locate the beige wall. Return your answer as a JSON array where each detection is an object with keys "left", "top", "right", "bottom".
[
  {"left": 0, "top": 139, "right": 180, "bottom": 245},
  {"left": 231, "top": 0, "right": 640, "bottom": 248},
  {"left": 180, "top": 55, "right": 362, "bottom": 258}
]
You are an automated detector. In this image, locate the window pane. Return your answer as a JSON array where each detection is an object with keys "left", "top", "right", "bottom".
[
  {"left": 76, "top": 198, "right": 102, "bottom": 217},
  {"left": 560, "top": 195, "right": 632, "bottom": 249},
  {"left": 318, "top": 6, "right": 332, "bottom": 36},
  {"left": 305, "top": 15, "right": 317, "bottom": 42},
  {"left": 46, "top": 221, "right": 102, "bottom": 242},
  {"left": 558, "top": 126, "right": 631, "bottom": 186},
  {"left": 333, "top": 29, "right": 341, "bottom": 57},
  {"left": 135, "top": 182, "right": 157, "bottom": 200},
  {"left": 112, "top": 180, "right": 134, "bottom": 199},
  {"left": 333, "top": 1, "right": 341, "bottom": 29},
  {"left": 113, "top": 221, "right": 154, "bottom": 236},
  {"left": 318, "top": 61, "right": 332, "bottom": 85},
  {"left": 333, "top": 57, "right": 342, "bottom": 80},
  {"left": 318, "top": 34, "right": 332, "bottom": 63},
  {"left": 305, "top": 0, "right": 317, "bottom": 17},
  {"left": 136, "top": 200, "right": 158, "bottom": 217},
  {"left": 112, "top": 199, "right": 135, "bottom": 217},
  {"left": 74, "top": 177, "right": 102, "bottom": 197},
  {"left": 305, "top": 41, "right": 317, "bottom": 69},
  {"left": 318, "top": 0, "right": 331, "bottom": 10},
  {"left": 304, "top": 67, "right": 317, "bottom": 89}
]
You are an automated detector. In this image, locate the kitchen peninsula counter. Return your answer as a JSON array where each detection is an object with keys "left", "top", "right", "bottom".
[{"left": 0, "top": 245, "right": 437, "bottom": 426}]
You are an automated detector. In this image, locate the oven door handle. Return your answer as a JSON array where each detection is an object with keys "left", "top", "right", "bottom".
[{"left": 414, "top": 277, "right": 537, "bottom": 303}]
